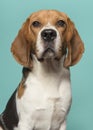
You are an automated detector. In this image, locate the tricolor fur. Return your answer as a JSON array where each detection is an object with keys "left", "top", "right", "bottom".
[{"left": 0, "top": 10, "right": 84, "bottom": 130}]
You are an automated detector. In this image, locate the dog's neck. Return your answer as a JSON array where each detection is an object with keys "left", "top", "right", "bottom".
[
  {"left": 32, "top": 55, "right": 66, "bottom": 76},
  {"left": 24, "top": 55, "right": 70, "bottom": 99}
]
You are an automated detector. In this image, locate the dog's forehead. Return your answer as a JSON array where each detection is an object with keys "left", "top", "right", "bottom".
[{"left": 29, "top": 10, "right": 68, "bottom": 22}]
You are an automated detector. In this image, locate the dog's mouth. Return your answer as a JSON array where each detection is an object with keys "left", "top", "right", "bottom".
[
  {"left": 43, "top": 47, "right": 55, "bottom": 57},
  {"left": 38, "top": 47, "right": 56, "bottom": 61}
]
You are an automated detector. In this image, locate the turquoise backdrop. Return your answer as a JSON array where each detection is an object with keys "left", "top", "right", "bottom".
[{"left": 0, "top": 0, "right": 93, "bottom": 130}]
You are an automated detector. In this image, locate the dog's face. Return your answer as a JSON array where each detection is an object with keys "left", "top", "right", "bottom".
[
  {"left": 31, "top": 10, "right": 67, "bottom": 61},
  {"left": 31, "top": 11, "right": 67, "bottom": 61},
  {"left": 11, "top": 10, "right": 84, "bottom": 68}
]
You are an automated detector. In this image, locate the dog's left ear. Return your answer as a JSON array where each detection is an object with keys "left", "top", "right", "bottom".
[
  {"left": 11, "top": 18, "right": 34, "bottom": 68},
  {"left": 64, "top": 18, "right": 84, "bottom": 67}
]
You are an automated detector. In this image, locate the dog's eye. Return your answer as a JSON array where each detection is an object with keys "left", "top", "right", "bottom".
[
  {"left": 32, "top": 21, "right": 41, "bottom": 27},
  {"left": 56, "top": 20, "right": 66, "bottom": 27}
]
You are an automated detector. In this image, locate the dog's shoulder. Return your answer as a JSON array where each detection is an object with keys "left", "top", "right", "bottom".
[{"left": 0, "top": 89, "right": 18, "bottom": 130}]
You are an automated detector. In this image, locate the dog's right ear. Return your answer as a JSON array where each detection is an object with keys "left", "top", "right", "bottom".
[
  {"left": 11, "top": 18, "right": 33, "bottom": 68},
  {"left": 64, "top": 18, "right": 84, "bottom": 67}
]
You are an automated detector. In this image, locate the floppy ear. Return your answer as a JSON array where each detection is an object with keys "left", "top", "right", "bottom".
[
  {"left": 11, "top": 19, "right": 33, "bottom": 68},
  {"left": 64, "top": 18, "right": 84, "bottom": 67}
]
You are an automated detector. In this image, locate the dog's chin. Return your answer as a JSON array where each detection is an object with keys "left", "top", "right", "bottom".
[{"left": 38, "top": 48, "right": 57, "bottom": 62}]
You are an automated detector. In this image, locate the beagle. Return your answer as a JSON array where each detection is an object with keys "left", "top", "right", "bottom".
[{"left": 0, "top": 10, "right": 84, "bottom": 130}]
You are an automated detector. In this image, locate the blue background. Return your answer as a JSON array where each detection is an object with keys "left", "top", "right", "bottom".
[{"left": 0, "top": 0, "right": 93, "bottom": 130}]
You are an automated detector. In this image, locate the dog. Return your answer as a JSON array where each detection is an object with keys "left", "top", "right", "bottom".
[{"left": 0, "top": 10, "right": 84, "bottom": 130}]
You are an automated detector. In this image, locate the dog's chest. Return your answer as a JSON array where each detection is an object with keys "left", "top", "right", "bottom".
[
  {"left": 17, "top": 95, "right": 64, "bottom": 130},
  {"left": 16, "top": 72, "right": 68, "bottom": 130},
  {"left": 25, "top": 97, "right": 64, "bottom": 130}
]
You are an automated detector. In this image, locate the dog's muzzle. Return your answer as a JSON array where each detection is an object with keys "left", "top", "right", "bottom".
[{"left": 40, "top": 29, "right": 57, "bottom": 59}]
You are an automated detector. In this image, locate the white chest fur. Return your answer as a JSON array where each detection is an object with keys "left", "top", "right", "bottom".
[{"left": 15, "top": 58, "right": 72, "bottom": 130}]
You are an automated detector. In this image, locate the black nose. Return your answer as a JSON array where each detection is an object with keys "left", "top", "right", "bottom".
[{"left": 41, "top": 29, "right": 57, "bottom": 42}]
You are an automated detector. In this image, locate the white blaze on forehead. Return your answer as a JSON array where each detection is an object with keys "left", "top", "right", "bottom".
[
  {"left": 41, "top": 22, "right": 57, "bottom": 30},
  {"left": 36, "top": 22, "right": 62, "bottom": 58}
]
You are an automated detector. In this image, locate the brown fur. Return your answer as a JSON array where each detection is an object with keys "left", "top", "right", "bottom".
[
  {"left": 17, "top": 81, "right": 26, "bottom": 99},
  {"left": 11, "top": 10, "right": 84, "bottom": 68}
]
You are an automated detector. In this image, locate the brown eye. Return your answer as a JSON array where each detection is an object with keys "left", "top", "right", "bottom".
[
  {"left": 56, "top": 20, "right": 66, "bottom": 27},
  {"left": 32, "top": 21, "right": 41, "bottom": 27}
]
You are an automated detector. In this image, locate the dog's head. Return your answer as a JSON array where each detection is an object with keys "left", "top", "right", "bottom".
[{"left": 11, "top": 10, "right": 84, "bottom": 68}]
